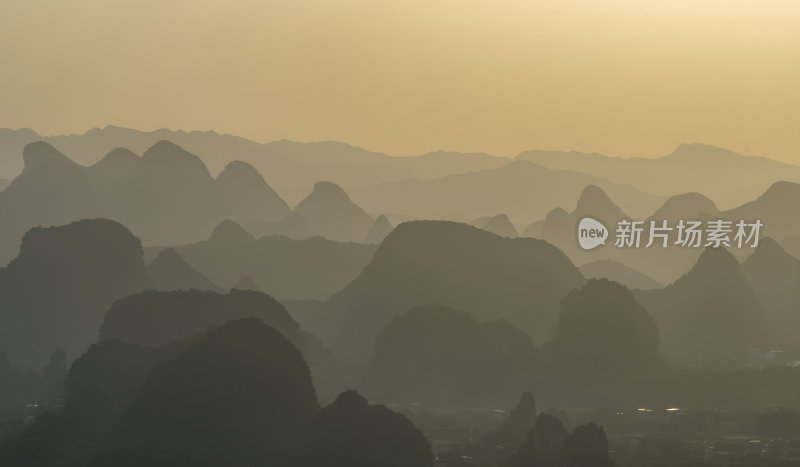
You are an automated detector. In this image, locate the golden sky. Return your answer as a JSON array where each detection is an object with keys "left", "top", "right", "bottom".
[{"left": 0, "top": 0, "right": 798, "bottom": 162}]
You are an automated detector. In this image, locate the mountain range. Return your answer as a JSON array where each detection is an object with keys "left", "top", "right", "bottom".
[
  {"left": 318, "top": 220, "right": 585, "bottom": 361},
  {"left": 534, "top": 182, "right": 800, "bottom": 284},
  {"left": 4, "top": 127, "right": 799, "bottom": 224},
  {"left": 635, "top": 248, "right": 769, "bottom": 365},
  {"left": 518, "top": 143, "right": 800, "bottom": 209},
  {"left": 0, "top": 127, "right": 509, "bottom": 205},
  {"left": 0, "top": 141, "right": 293, "bottom": 262},
  {"left": 152, "top": 219, "right": 377, "bottom": 300}
]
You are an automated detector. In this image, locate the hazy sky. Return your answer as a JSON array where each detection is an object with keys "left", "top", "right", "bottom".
[{"left": 0, "top": 0, "right": 798, "bottom": 162}]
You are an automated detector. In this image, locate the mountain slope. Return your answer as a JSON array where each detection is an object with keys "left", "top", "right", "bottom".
[
  {"left": 29, "top": 125, "right": 509, "bottom": 205},
  {"left": 363, "top": 215, "right": 394, "bottom": 244},
  {"left": 518, "top": 144, "right": 800, "bottom": 209},
  {"left": 481, "top": 214, "right": 519, "bottom": 238},
  {"left": 320, "top": 221, "right": 585, "bottom": 361},
  {"left": 99, "top": 289, "right": 306, "bottom": 352},
  {"left": 366, "top": 305, "right": 539, "bottom": 405},
  {"left": 0, "top": 219, "right": 151, "bottom": 366},
  {"left": 166, "top": 220, "right": 376, "bottom": 300},
  {"left": 0, "top": 142, "right": 97, "bottom": 264},
  {"left": 102, "top": 140, "right": 226, "bottom": 245},
  {"left": 579, "top": 259, "right": 662, "bottom": 290},
  {"left": 741, "top": 238, "right": 800, "bottom": 354},
  {"left": 721, "top": 181, "right": 800, "bottom": 242},
  {"left": 146, "top": 248, "right": 221, "bottom": 292},
  {"left": 293, "top": 181, "right": 374, "bottom": 242},
  {"left": 539, "top": 185, "right": 703, "bottom": 284},
  {"left": 635, "top": 248, "right": 769, "bottom": 365},
  {"left": 215, "top": 160, "right": 290, "bottom": 225},
  {"left": 353, "top": 160, "right": 663, "bottom": 223}
]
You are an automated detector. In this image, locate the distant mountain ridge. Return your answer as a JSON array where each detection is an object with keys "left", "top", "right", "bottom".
[
  {"left": 353, "top": 160, "right": 665, "bottom": 223},
  {"left": 8, "top": 126, "right": 798, "bottom": 212},
  {"left": 0, "top": 126, "right": 511, "bottom": 205},
  {"left": 159, "top": 219, "right": 377, "bottom": 300},
  {"left": 0, "top": 140, "right": 295, "bottom": 262},
  {"left": 517, "top": 143, "right": 800, "bottom": 209}
]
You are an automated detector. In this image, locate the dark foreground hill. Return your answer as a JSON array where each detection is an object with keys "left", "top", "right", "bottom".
[
  {"left": 366, "top": 305, "right": 539, "bottom": 406},
  {"left": 289, "top": 390, "right": 434, "bottom": 467},
  {"left": 320, "top": 221, "right": 585, "bottom": 361},
  {"left": 99, "top": 289, "right": 307, "bottom": 353},
  {"left": 0, "top": 219, "right": 150, "bottom": 366},
  {"left": 579, "top": 259, "right": 662, "bottom": 290},
  {"left": 546, "top": 279, "right": 662, "bottom": 375},
  {"left": 94, "top": 319, "right": 319, "bottom": 467},
  {"left": 146, "top": 248, "right": 222, "bottom": 292},
  {"left": 1, "top": 319, "right": 434, "bottom": 467}
]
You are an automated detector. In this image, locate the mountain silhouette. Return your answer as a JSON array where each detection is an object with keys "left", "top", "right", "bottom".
[
  {"left": 0, "top": 142, "right": 97, "bottom": 264},
  {"left": 741, "top": 238, "right": 800, "bottom": 353},
  {"left": 99, "top": 289, "right": 306, "bottom": 352},
  {"left": 563, "top": 423, "right": 613, "bottom": 467},
  {"left": 721, "top": 181, "right": 800, "bottom": 242},
  {"left": 232, "top": 275, "right": 261, "bottom": 291},
  {"left": 289, "top": 390, "right": 434, "bottom": 467},
  {"left": 87, "top": 148, "right": 140, "bottom": 195},
  {"left": 209, "top": 218, "right": 256, "bottom": 244},
  {"left": 65, "top": 339, "right": 177, "bottom": 412},
  {"left": 455, "top": 391, "right": 538, "bottom": 462},
  {"left": 146, "top": 248, "right": 222, "bottom": 292},
  {"left": 364, "top": 214, "right": 394, "bottom": 244},
  {"left": 321, "top": 220, "right": 584, "bottom": 361},
  {"left": 102, "top": 140, "right": 226, "bottom": 245},
  {"left": 354, "top": 160, "right": 663, "bottom": 223},
  {"left": 648, "top": 192, "right": 719, "bottom": 221},
  {"left": 0, "top": 140, "right": 300, "bottom": 258},
  {"left": 249, "top": 211, "right": 315, "bottom": 239},
  {"left": 95, "top": 319, "right": 319, "bottom": 467},
  {"left": 0, "top": 219, "right": 150, "bottom": 366},
  {"left": 481, "top": 214, "right": 519, "bottom": 238},
  {"left": 293, "top": 181, "right": 374, "bottom": 242},
  {"left": 12, "top": 125, "right": 508, "bottom": 205},
  {"left": 366, "top": 305, "right": 539, "bottom": 405},
  {"left": 522, "top": 219, "right": 544, "bottom": 238},
  {"left": 503, "top": 413, "right": 569, "bottom": 467},
  {"left": 580, "top": 259, "right": 662, "bottom": 290},
  {"left": 0, "top": 128, "right": 40, "bottom": 176},
  {"left": 167, "top": 219, "right": 376, "bottom": 300},
  {"left": 517, "top": 143, "right": 800, "bottom": 209},
  {"left": 539, "top": 185, "right": 703, "bottom": 284},
  {"left": 541, "top": 184, "right": 625, "bottom": 252},
  {"left": 503, "top": 413, "right": 612, "bottom": 467},
  {"left": 636, "top": 248, "right": 769, "bottom": 365},
  {"left": 215, "top": 160, "right": 290, "bottom": 225},
  {"left": 6, "top": 318, "right": 313, "bottom": 466},
  {"left": 783, "top": 235, "right": 800, "bottom": 260},
  {"left": 546, "top": 279, "right": 661, "bottom": 375}
]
